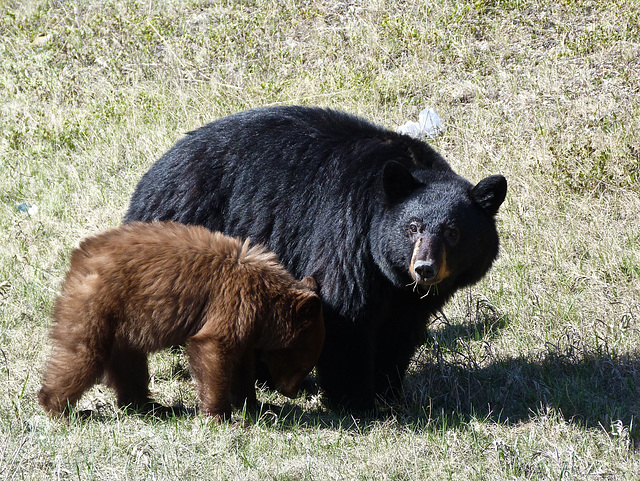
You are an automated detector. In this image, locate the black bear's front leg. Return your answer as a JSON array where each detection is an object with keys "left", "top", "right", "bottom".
[
  {"left": 231, "top": 350, "right": 257, "bottom": 409},
  {"left": 315, "top": 315, "right": 377, "bottom": 412},
  {"left": 373, "top": 298, "right": 430, "bottom": 405}
]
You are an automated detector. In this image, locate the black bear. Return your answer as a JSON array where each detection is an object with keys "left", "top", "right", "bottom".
[{"left": 125, "top": 106, "right": 507, "bottom": 411}]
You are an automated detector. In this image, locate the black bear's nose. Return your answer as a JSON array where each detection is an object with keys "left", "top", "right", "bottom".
[{"left": 414, "top": 260, "right": 438, "bottom": 282}]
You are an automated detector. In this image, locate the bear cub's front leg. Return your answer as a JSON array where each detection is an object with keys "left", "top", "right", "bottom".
[{"left": 187, "top": 335, "right": 236, "bottom": 419}]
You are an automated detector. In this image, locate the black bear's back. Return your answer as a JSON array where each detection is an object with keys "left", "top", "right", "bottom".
[{"left": 126, "top": 107, "right": 449, "bottom": 221}]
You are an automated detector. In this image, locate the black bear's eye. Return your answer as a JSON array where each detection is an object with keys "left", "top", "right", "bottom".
[
  {"left": 445, "top": 227, "right": 460, "bottom": 244},
  {"left": 409, "top": 222, "right": 419, "bottom": 234}
]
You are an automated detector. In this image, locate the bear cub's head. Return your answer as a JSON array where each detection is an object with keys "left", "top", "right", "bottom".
[
  {"left": 259, "top": 276, "right": 325, "bottom": 399},
  {"left": 376, "top": 161, "right": 507, "bottom": 296}
]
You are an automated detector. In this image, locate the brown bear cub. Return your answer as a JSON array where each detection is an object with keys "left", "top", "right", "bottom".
[{"left": 38, "top": 221, "right": 324, "bottom": 419}]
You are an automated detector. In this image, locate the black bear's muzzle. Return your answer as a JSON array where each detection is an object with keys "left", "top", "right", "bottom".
[
  {"left": 413, "top": 260, "right": 438, "bottom": 283},
  {"left": 410, "top": 235, "right": 450, "bottom": 287}
]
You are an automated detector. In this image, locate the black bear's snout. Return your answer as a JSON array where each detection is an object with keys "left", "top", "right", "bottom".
[{"left": 413, "top": 260, "right": 438, "bottom": 282}]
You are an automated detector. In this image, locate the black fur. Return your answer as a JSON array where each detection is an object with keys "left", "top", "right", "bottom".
[{"left": 125, "top": 106, "right": 507, "bottom": 411}]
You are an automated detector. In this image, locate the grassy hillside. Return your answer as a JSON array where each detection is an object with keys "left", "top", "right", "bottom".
[{"left": 1, "top": 0, "right": 639, "bottom": 479}]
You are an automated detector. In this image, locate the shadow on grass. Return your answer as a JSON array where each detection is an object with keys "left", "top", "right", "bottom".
[
  {"left": 396, "top": 313, "right": 640, "bottom": 444},
  {"left": 256, "top": 305, "right": 640, "bottom": 445},
  {"left": 404, "top": 343, "right": 640, "bottom": 427}
]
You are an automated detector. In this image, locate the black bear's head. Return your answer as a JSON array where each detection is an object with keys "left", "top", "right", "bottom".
[{"left": 374, "top": 161, "right": 507, "bottom": 296}]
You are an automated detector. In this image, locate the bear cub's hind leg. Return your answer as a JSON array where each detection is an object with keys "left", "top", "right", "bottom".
[
  {"left": 102, "top": 348, "right": 151, "bottom": 410},
  {"left": 38, "top": 341, "right": 108, "bottom": 416}
]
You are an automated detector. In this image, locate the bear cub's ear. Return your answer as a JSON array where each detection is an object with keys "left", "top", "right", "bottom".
[
  {"left": 470, "top": 175, "right": 507, "bottom": 216},
  {"left": 300, "top": 276, "right": 319, "bottom": 292},
  {"left": 382, "top": 161, "right": 420, "bottom": 203}
]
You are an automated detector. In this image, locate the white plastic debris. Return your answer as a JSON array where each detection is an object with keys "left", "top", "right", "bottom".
[
  {"left": 396, "top": 107, "right": 444, "bottom": 139},
  {"left": 16, "top": 202, "right": 38, "bottom": 215}
]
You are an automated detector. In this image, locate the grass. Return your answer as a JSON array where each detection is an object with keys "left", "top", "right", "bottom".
[{"left": 1, "top": 0, "right": 639, "bottom": 479}]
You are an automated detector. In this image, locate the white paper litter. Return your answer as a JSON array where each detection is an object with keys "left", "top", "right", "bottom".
[{"left": 396, "top": 107, "right": 444, "bottom": 139}]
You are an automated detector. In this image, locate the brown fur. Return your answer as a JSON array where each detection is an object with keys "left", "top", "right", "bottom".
[
  {"left": 409, "top": 236, "right": 451, "bottom": 286},
  {"left": 38, "top": 221, "right": 324, "bottom": 419}
]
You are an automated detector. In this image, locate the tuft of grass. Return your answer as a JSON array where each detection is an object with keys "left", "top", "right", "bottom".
[{"left": 1, "top": 0, "right": 639, "bottom": 479}]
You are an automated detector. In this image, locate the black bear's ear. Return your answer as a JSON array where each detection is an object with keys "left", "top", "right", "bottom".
[
  {"left": 470, "top": 175, "right": 507, "bottom": 215},
  {"left": 382, "top": 161, "right": 420, "bottom": 203},
  {"left": 296, "top": 294, "right": 322, "bottom": 319}
]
